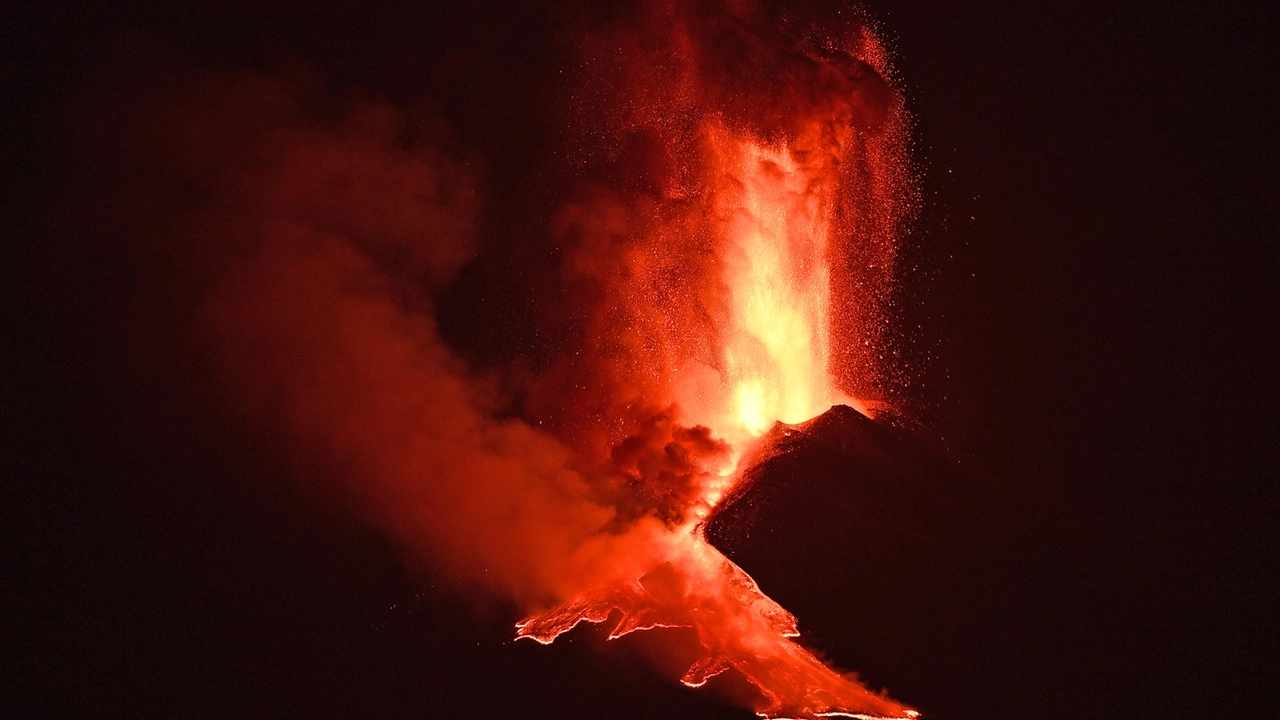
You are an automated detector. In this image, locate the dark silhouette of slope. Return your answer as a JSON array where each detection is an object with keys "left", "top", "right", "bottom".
[{"left": 704, "top": 405, "right": 1066, "bottom": 719}]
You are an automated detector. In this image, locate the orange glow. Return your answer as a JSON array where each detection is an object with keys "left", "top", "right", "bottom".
[
  {"left": 515, "top": 3, "right": 917, "bottom": 716},
  {"left": 519, "top": 518, "right": 917, "bottom": 719},
  {"left": 712, "top": 127, "right": 846, "bottom": 440},
  {"left": 189, "top": 1, "right": 916, "bottom": 718}
]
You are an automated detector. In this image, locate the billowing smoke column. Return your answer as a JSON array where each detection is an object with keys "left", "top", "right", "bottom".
[{"left": 119, "top": 1, "right": 914, "bottom": 718}]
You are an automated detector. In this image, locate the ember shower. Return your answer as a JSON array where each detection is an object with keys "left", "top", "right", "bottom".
[{"left": 199, "top": 1, "right": 915, "bottom": 718}]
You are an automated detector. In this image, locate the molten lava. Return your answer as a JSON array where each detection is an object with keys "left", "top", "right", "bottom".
[
  {"left": 714, "top": 127, "right": 849, "bottom": 438},
  {"left": 515, "top": 4, "right": 917, "bottom": 718}
]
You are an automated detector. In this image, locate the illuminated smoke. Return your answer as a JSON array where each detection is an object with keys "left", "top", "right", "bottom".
[
  {"left": 93, "top": 1, "right": 917, "bottom": 717},
  {"left": 516, "top": 2, "right": 917, "bottom": 717}
]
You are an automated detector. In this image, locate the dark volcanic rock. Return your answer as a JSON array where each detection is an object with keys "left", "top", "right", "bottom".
[{"left": 704, "top": 405, "right": 1051, "bottom": 719}]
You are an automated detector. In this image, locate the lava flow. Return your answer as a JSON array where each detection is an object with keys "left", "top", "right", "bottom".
[{"left": 515, "top": 2, "right": 916, "bottom": 718}]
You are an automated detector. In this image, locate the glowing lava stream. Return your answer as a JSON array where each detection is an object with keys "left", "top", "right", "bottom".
[{"left": 517, "top": 134, "right": 915, "bottom": 720}]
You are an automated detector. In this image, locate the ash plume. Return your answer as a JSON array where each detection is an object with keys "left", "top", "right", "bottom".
[{"left": 71, "top": 0, "right": 917, "bottom": 716}]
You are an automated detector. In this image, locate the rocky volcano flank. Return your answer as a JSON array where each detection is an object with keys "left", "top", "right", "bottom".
[{"left": 705, "top": 405, "right": 1053, "bottom": 716}]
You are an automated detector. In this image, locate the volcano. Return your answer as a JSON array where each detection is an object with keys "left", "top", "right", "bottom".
[
  {"left": 8, "top": 0, "right": 1276, "bottom": 718},
  {"left": 706, "top": 405, "right": 1045, "bottom": 718}
]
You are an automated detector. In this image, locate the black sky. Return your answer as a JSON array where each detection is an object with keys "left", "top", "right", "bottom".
[{"left": 3, "top": 1, "right": 1277, "bottom": 718}]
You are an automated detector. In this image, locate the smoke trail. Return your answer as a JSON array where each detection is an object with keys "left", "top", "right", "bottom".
[{"left": 68, "top": 63, "right": 648, "bottom": 610}]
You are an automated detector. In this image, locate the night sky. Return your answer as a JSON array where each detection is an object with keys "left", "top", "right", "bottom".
[{"left": 4, "top": 1, "right": 1277, "bottom": 719}]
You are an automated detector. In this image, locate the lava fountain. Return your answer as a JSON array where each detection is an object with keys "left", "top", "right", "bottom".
[{"left": 517, "top": 2, "right": 916, "bottom": 718}]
